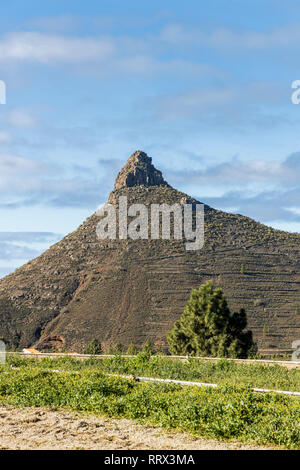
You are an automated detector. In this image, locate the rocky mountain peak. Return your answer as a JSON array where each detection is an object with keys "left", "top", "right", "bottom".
[{"left": 113, "top": 150, "right": 170, "bottom": 191}]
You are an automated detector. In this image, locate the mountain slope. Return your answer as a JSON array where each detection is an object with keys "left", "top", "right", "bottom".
[{"left": 0, "top": 151, "right": 300, "bottom": 352}]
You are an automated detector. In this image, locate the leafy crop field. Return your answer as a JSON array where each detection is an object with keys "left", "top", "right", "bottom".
[
  {"left": 1, "top": 355, "right": 300, "bottom": 449},
  {"left": 7, "top": 353, "right": 300, "bottom": 392}
]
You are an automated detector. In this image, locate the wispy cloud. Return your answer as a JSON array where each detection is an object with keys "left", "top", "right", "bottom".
[
  {"left": 166, "top": 152, "right": 300, "bottom": 224},
  {"left": 0, "top": 131, "right": 11, "bottom": 143},
  {"left": 28, "top": 14, "right": 81, "bottom": 33},
  {"left": 0, "top": 231, "right": 62, "bottom": 261},
  {"left": 204, "top": 188, "right": 300, "bottom": 224},
  {"left": 0, "top": 267, "right": 16, "bottom": 278},
  {"left": 0, "top": 32, "right": 114, "bottom": 64},
  {"left": 0, "top": 232, "right": 61, "bottom": 242},
  {"left": 7, "top": 109, "right": 36, "bottom": 128},
  {"left": 0, "top": 30, "right": 219, "bottom": 79},
  {"left": 0, "top": 231, "right": 63, "bottom": 278},
  {"left": 151, "top": 81, "right": 290, "bottom": 124},
  {"left": 0, "top": 152, "right": 120, "bottom": 209},
  {"left": 166, "top": 152, "right": 300, "bottom": 187},
  {"left": 159, "top": 22, "right": 300, "bottom": 51}
]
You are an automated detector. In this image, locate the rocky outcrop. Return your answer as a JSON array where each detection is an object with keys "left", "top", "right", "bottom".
[{"left": 113, "top": 150, "right": 170, "bottom": 191}]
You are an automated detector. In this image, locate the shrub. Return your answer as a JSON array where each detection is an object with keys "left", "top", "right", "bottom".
[
  {"left": 84, "top": 339, "right": 102, "bottom": 355},
  {"left": 106, "top": 342, "right": 125, "bottom": 355},
  {"left": 167, "top": 281, "right": 256, "bottom": 358},
  {"left": 126, "top": 343, "right": 138, "bottom": 355}
]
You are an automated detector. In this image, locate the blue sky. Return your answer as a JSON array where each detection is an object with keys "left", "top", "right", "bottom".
[{"left": 0, "top": 0, "right": 300, "bottom": 277}]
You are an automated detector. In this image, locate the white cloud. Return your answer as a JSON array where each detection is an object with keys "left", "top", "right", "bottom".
[
  {"left": 0, "top": 153, "right": 45, "bottom": 176},
  {"left": 167, "top": 153, "right": 300, "bottom": 188},
  {"left": 159, "top": 22, "right": 300, "bottom": 51},
  {"left": 0, "top": 32, "right": 114, "bottom": 64},
  {"left": 151, "top": 80, "right": 290, "bottom": 124},
  {"left": 0, "top": 232, "right": 63, "bottom": 278},
  {"left": 156, "top": 88, "right": 237, "bottom": 118},
  {"left": 0, "top": 152, "right": 110, "bottom": 209},
  {"left": 0, "top": 131, "right": 11, "bottom": 143},
  {"left": 117, "top": 56, "right": 215, "bottom": 77},
  {"left": 29, "top": 14, "right": 80, "bottom": 33},
  {"left": 0, "top": 31, "right": 218, "bottom": 80},
  {"left": 0, "top": 153, "right": 57, "bottom": 195},
  {"left": 7, "top": 109, "right": 36, "bottom": 128}
]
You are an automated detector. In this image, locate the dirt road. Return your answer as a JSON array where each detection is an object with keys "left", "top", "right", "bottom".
[{"left": 0, "top": 405, "right": 272, "bottom": 450}]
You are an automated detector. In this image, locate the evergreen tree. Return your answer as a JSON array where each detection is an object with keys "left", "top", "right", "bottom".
[
  {"left": 106, "top": 342, "right": 124, "bottom": 355},
  {"left": 167, "top": 281, "right": 256, "bottom": 358},
  {"left": 126, "top": 343, "right": 138, "bottom": 355},
  {"left": 84, "top": 339, "right": 102, "bottom": 355},
  {"left": 142, "top": 339, "right": 153, "bottom": 355}
]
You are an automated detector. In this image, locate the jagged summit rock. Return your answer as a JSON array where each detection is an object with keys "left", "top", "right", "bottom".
[{"left": 113, "top": 150, "right": 170, "bottom": 191}]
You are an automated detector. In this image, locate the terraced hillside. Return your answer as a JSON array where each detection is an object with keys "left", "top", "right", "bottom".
[{"left": 0, "top": 151, "right": 299, "bottom": 352}]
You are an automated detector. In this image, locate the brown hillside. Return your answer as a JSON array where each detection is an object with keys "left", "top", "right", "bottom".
[{"left": 0, "top": 150, "right": 300, "bottom": 352}]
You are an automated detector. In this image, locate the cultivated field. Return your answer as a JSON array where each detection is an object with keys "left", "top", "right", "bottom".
[{"left": 1, "top": 353, "right": 300, "bottom": 450}]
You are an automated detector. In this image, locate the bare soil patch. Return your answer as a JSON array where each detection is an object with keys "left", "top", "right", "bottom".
[{"left": 0, "top": 405, "right": 272, "bottom": 450}]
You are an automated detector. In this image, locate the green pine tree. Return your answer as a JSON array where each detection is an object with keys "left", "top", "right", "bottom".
[
  {"left": 84, "top": 339, "right": 102, "bottom": 355},
  {"left": 126, "top": 343, "right": 138, "bottom": 355},
  {"left": 142, "top": 339, "right": 153, "bottom": 355},
  {"left": 105, "top": 342, "right": 124, "bottom": 355},
  {"left": 167, "top": 281, "right": 256, "bottom": 358},
  {"left": 113, "top": 342, "right": 124, "bottom": 354}
]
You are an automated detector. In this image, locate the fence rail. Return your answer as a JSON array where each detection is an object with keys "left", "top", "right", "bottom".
[{"left": 109, "top": 373, "right": 300, "bottom": 397}]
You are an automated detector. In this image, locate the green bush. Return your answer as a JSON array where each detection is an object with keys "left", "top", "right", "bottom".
[
  {"left": 0, "top": 365, "right": 299, "bottom": 449},
  {"left": 6, "top": 354, "right": 300, "bottom": 392},
  {"left": 105, "top": 343, "right": 124, "bottom": 355},
  {"left": 84, "top": 339, "right": 102, "bottom": 355},
  {"left": 126, "top": 343, "right": 138, "bottom": 355}
]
